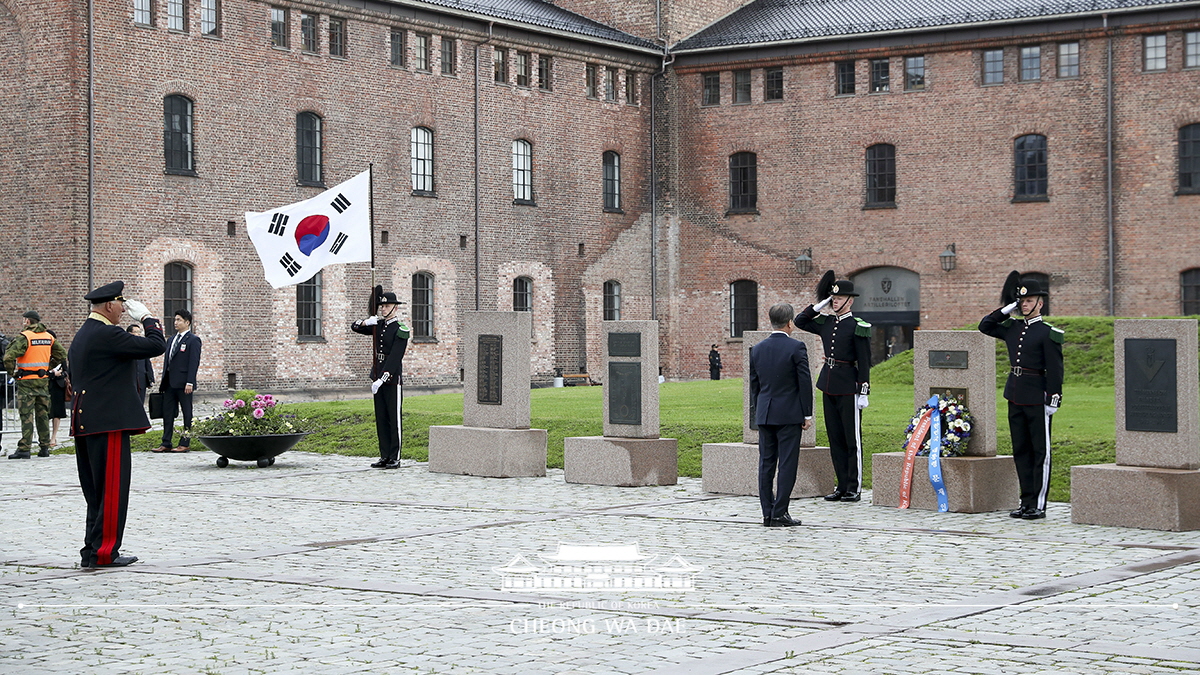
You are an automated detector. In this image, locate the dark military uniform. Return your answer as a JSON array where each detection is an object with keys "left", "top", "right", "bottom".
[
  {"left": 980, "top": 295, "right": 1064, "bottom": 516},
  {"left": 352, "top": 300, "right": 409, "bottom": 467},
  {"left": 708, "top": 347, "right": 722, "bottom": 380},
  {"left": 796, "top": 292, "right": 872, "bottom": 498}
]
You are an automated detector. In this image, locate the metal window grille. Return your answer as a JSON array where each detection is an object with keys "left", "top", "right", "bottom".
[
  {"left": 1058, "top": 42, "right": 1079, "bottom": 78},
  {"left": 414, "top": 34, "right": 430, "bottom": 71},
  {"left": 296, "top": 272, "right": 323, "bottom": 338},
  {"left": 134, "top": 0, "right": 153, "bottom": 25},
  {"left": 603, "top": 281, "right": 621, "bottom": 321},
  {"left": 300, "top": 13, "right": 317, "bottom": 52},
  {"left": 733, "top": 70, "right": 751, "bottom": 103},
  {"left": 1187, "top": 32, "right": 1200, "bottom": 69},
  {"left": 983, "top": 49, "right": 1004, "bottom": 84},
  {"left": 512, "top": 139, "right": 533, "bottom": 202},
  {"left": 836, "top": 61, "right": 855, "bottom": 95},
  {"left": 729, "top": 280, "right": 757, "bottom": 338},
  {"left": 1145, "top": 34, "right": 1167, "bottom": 71},
  {"left": 1181, "top": 124, "right": 1200, "bottom": 193},
  {"left": 270, "top": 7, "right": 287, "bottom": 47},
  {"left": 904, "top": 56, "right": 925, "bottom": 90},
  {"left": 167, "top": 0, "right": 186, "bottom": 31},
  {"left": 866, "top": 144, "right": 896, "bottom": 206},
  {"left": 764, "top": 67, "right": 783, "bottom": 100},
  {"left": 163, "top": 95, "right": 194, "bottom": 173},
  {"left": 513, "top": 277, "right": 532, "bottom": 312},
  {"left": 163, "top": 262, "right": 193, "bottom": 336},
  {"left": 870, "top": 58, "right": 890, "bottom": 92},
  {"left": 1182, "top": 269, "right": 1200, "bottom": 315},
  {"left": 442, "top": 38, "right": 456, "bottom": 75},
  {"left": 1020, "top": 46, "right": 1040, "bottom": 81},
  {"left": 390, "top": 30, "right": 404, "bottom": 66},
  {"left": 603, "top": 151, "right": 620, "bottom": 210},
  {"left": 411, "top": 273, "right": 434, "bottom": 338},
  {"left": 296, "top": 112, "right": 322, "bottom": 185},
  {"left": 493, "top": 48, "right": 508, "bottom": 83},
  {"left": 1014, "top": 134, "right": 1048, "bottom": 198},
  {"left": 538, "top": 55, "right": 552, "bottom": 90},
  {"left": 200, "top": 0, "right": 219, "bottom": 35},
  {"left": 586, "top": 64, "right": 597, "bottom": 97},
  {"left": 411, "top": 127, "right": 434, "bottom": 193},
  {"left": 625, "top": 71, "right": 637, "bottom": 103},
  {"left": 329, "top": 18, "right": 346, "bottom": 57},
  {"left": 729, "top": 152, "right": 757, "bottom": 212},
  {"left": 604, "top": 67, "right": 617, "bottom": 101}
]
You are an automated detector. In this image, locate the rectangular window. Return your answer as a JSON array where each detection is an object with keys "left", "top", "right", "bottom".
[
  {"left": 329, "top": 18, "right": 346, "bottom": 57},
  {"left": 983, "top": 49, "right": 1004, "bottom": 84},
  {"left": 538, "top": 55, "right": 552, "bottom": 90},
  {"left": 296, "top": 272, "right": 323, "bottom": 339},
  {"left": 702, "top": 72, "right": 720, "bottom": 105},
  {"left": 1144, "top": 34, "right": 1167, "bottom": 72},
  {"left": 413, "top": 33, "right": 430, "bottom": 71},
  {"left": 1020, "top": 46, "right": 1041, "bottom": 81},
  {"left": 200, "top": 0, "right": 219, "bottom": 36},
  {"left": 270, "top": 7, "right": 288, "bottom": 48},
  {"left": 836, "top": 61, "right": 855, "bottom": 95},
  {"left": 729, "top": 280, "right": 758, "bottom": 338},
  {"left": 1057, "top": 42, "right": 1079, "bottom": 78},
  {"left": 516, "top": 52, "right": 531, "bottom": 87},
  {"left": 764, "top": 67, "right": 783, "bottom": 100},
  {"left": 1187, "top": 32, "right": 1200, "bottom": 69},
  {"left": 604, "top": 67, "right": 617, "bottom": 101},
  {"left": 163, "top": 263, "right": 194, "bottom": 333},
  {"left": 412, "top": 274, "right": 434, "bottom": 338},
  {"left": 167, "top": 0, "right": 186, "bottom": 31},
  {"left": 904, "top": 56, "right": 925, "bottom": 90},
  {"left": 301, "top": 13, "right": 318, "bottom": 53},
  {"left": 733, "top": 69, "right": 751, "bottom": 103},
  {"left": 390, "top": 30, "right": 404, "bottom": 67},
  {"left": 442, "top": 37, "right": 457, "bottom": 75},
  {"left": 493, "top": 47, "right": 508, "bottom": 83},
  {"left": 624, "top": 71, "right": 636, "bottom": 104},
  {"left": 134, "top": 0, "right": 153, "bottom": 25},
  {"left": 870, "top": 58, "right": 890, "bottom": 92},
  {"left": 729, "top": 152, "right": 757, "bottom": 212},
  {"left": 585, "top": 63, "right": 598, "bottom": 97}
]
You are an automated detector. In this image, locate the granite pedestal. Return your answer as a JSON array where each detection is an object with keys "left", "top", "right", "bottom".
[
  {"left": 871, "top": 453, "right": 1019, "bottom": 512},
  {"left": 564, "top": 436, "right": 678, "bottom": 486}
]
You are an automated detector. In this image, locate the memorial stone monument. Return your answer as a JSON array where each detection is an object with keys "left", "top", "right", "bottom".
[
  {"left": 1072, "top": 319, "right": 1200, "bottom": 531},
  {"left": 563, "top": 321, "right": 678, "bottom": 486},
  {"left": 871, "top": 331, "right": 1018, "bottom": 512},
  {"left": 428, "top": 312, "right": 547, "bottom": 478},
  {"left": 701, "top": 330, "right": 833, "bottom": 497}
]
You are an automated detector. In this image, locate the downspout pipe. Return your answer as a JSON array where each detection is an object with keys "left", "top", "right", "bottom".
[
  {"left": 474, "top": 22, "right": 494, "bottom": 310},
  {"left": 1105, "top": 14, "right": 1115, "bottom": 316},
  {"left": 87, "top": 0, "right": 95, "bottom": 290},
  {"left": 651, "top": 50, "right": 673, "bottom": 322}
]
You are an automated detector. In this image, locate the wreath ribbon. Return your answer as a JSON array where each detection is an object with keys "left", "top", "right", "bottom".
[
  {"left": 899, "top": 395, "right": 951, "bottom": 511},
  {"left": 898, "top": 403, "right": 933, "bottom": 509}
]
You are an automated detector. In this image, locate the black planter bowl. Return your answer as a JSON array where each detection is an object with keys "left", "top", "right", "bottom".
[{"left": 197, "top": 433, "right": 310, "bottom": 468}]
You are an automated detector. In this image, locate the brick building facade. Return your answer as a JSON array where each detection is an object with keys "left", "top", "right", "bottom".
[{"left": 0, "top": 0, "right": 1197, "bottom": 389}]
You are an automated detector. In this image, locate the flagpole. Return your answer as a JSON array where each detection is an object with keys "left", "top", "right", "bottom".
[{"left": 369, "top": 163, "right": 375, "bottom": 289}]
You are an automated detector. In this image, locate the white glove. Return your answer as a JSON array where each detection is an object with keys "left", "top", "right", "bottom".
[
  {"left": 360, "top": 315, "right": 380, "bottom": 327},
  {"left": 1001, "top": 301, "right": 1019, "bottom": 316},
  {"left": 124, "top": 298, "right": 153, "bottom": 322},
  {"left": 814, "top": 297, "right": 832, "bottom": 312},
  {"left": 1044, "top": 404, "right": 1058, "bottom": 416},
  {"left": 855, "top": 395, "right": 869, "bottom": 410},
  {"left": 371, "top": 379, "right": 383, "bottom": 395}
]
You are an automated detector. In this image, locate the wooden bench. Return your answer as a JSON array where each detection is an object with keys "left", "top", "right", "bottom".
[{"left": 561, "top": 374, "right": 593, "bottom": 386}]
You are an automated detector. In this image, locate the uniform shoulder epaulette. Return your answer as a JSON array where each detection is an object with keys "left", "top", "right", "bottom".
[
  {"left": 854, "top": 318, "right": 871, "bottom": 337},
  {"left": 1047, "top": 324, "right": 1065, "bottom": 344},
  {"left": 813, "top": 315, "right": 828, "bottom": 325},
  {"left": 397, "top": 322, "right": 411, "bottom": 339},
  {"left": 1001, "top": 318, "right": 1014, "bottom": 328}
]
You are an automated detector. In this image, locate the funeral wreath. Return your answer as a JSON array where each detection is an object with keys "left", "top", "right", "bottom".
[{"left": 902, "top": 396, "right": 973, "bottom": 457}]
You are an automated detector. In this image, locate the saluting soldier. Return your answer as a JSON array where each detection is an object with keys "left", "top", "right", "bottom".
[
  {"left": 979, "top": 274, "right": 1063, "bottom": 520},
  {"left": 795, "top": 272, "right": 872, "bottom": 502},
  {"left": 351, "top": 287, "right": 409, "bottom": 469}
]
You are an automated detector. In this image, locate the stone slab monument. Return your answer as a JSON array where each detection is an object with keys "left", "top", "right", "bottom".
[
  {"left": 872, "top": 331, "right": 1019, "bottom": 512},
  {"left": 702, "top": 330, "right": 834, "bottom": 497},
  {"left": 1073, "top": 319, "right": 1200, "bottom": 531},
  {"left": 564, "top": 321, "right": 678, "bottom": 486},
  {"left": 428, "top": 312, "right": 547, "bottom": 478}
]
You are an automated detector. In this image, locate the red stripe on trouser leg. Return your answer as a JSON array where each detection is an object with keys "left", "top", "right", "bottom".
[{"left": 95, "top": 431, "right": 122, "bottom": 566}]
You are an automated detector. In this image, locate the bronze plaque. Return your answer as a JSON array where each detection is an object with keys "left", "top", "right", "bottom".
[
  {"left": 929, "top": 350, "right": 969, "bottom": 369},
  {"left": 608, "top": 332, "right": 642, "bottom": 357},
  {"left": 477, "top": 334, "right": 503, "bottom": 405},
  {"left": 609, "top": 362, "right": 642, "bottom": 425},
  {"left": 1124, "top": 338, "right": 1177, "bottom": 433},
  {"left": 930, "top": 387, "right": 969, "bottom": 407}
]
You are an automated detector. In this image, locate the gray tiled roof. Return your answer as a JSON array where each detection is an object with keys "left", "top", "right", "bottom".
[
  {"left": 674, "top": 0, "right": 1198, "bottom": 51},
  {"left": 409, "top": 0, "right": 658, "bottom": 49}
]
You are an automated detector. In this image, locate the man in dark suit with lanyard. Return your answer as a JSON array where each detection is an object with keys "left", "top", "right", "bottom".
[
  {"left": 155, "top": 309, "right": 201, "bottom": 453},
  {"left": 749, "top": 303, "right": 814, "bottom": 527},
  {"left": 979, "top": 276, "right": 1064, "bottom": 520},
  {"left": 795, "top": 275, "right": 873, "bottom": 502},
  {"left": 69, "top": 281, "right": 166, "bottom": 568},
  {"left": 352, "top": 290, "right": 409, "bottom": 469}
]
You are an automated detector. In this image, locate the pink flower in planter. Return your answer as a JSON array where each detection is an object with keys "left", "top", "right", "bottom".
[{"left": 252, "top": 408, "right": 265, "bottom": 419}]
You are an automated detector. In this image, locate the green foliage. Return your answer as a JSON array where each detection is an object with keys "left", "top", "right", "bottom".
[
  {"left": 870, "top": 349, "right": 914, "bottom": 385},
  {"left": 190, "top": 390, "right": 311, "bottom": 437}
]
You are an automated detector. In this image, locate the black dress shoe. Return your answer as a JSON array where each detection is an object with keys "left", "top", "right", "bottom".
[
  {"left": 1009, "top": 507, "right": 1027, "bottom": 518},
  {"left": 840, "top": 492, "right": 861, "bottom": 502},
  {"left": 1021, "top": 508, "right": 1046, "bottom": 520},
  {"left": 762, "top": 517, "right": 771, "bottom": 527},
  {"left": 86, "top": 555, "right": 139, "bottom": 569},
  {"left": 370, "top": 459, "right": 388, "bottom": 468},
  {"left": 823, "top": 490, "right": 844, "bottom": 501},
  {"left": 8, "top": 452, "right": 31, "bottom": 460},
  {"left": 767, "top": 515, "right": 802, "bottom": 527},
  {"left": 382, "top": 459, "right": 401, "bottom": 469},
  {"left": 38, "top": 449, "right": 51, "bottom": 457}
]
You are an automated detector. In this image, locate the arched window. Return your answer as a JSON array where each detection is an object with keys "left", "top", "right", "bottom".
[
  {"left": 865, "top": 143, "right": 896, "bottom": 207},
  {"left": 296, "top": 271, "right": 323, "bottom": 339},
  {"left": 1179, "top": 124, "right": 1200, "bottom": 194},
  {"left": 513, "top": 276, "right": 533, "bottom": 312},
  {"left": 603, "top": 151, "right": 621, "bottom": 211},
  {"left": 163, "top": 262, "right": 194, "bottom": 336},
  {"left": 1022, "top": 272, "right": 1051, "bottom": 315},
  {"left": 411, "top": 127, "right": 434, "bottom": 194},
  {"left": 603, "top": 280, "right": 622, "bottom": 320},
  {"left": 729, "top": 152, "right": 757, "bottom": 212},
  {"left": 1014, "top": 134, "right": 1048, "bottom": 200},
  {"left": 163, "top": 95, "right": 195, "bottom": 174},
  {"left": 729, "top": 280, "right": 758, "bottom": 338},
  {"left": 512, "top": 139, "right": 533, "bottom": 203},
  {"left": 296, "top": 112, "right": 323, "bottom": 185},
  {"left": 1182, "top": 269, "right": 1200, "bottom": 315},
  {"left": 412, "top": 272, "right": 434, "bottom": 338}
]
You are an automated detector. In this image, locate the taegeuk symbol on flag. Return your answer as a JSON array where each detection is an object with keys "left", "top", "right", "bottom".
[{"left": 245, "top": 169, "right": 372, "bottom": 288}]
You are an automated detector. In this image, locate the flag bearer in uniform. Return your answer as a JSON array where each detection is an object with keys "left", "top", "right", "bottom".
[
  {"left": 69, "top": 281, "right": 165, "bottom": 568},
  {"left": 795, "top": 272, "right": 873, "bottom": 502},
  {"left": 351, "top": 288, "right": 409, "bottom": 469},
  {"left": 4, "top": 310, "right": 67, "bottom": 459},
  {"left": 979, "top": 274, "right": 1064, "bottom": 520}
]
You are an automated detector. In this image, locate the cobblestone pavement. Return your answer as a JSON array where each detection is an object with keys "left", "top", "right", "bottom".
[{"left": 2, "top": 447, "right": 1199, "bottom": 674}]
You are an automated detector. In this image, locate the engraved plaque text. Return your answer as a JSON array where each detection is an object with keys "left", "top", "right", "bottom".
[{"left": 477, "top": 334, "right": 503, "bottom": 406}]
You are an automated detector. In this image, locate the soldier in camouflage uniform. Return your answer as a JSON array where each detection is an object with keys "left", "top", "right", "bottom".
[{"left": 3, "top": 310, "right": 68, "bottom": 458}]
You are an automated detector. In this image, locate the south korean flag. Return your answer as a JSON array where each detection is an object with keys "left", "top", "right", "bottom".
[{"left": 245, "top": 169, "right": 372, "bottom": 288}]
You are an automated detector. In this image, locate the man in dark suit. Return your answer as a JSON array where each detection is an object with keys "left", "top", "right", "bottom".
[
  {"left": 749, "top": 303, "right": 814, "bottom": 527},
  {"left": 708, "top": 344, "right": 722, "bottom": 380},
  {"left": 69, "top": 281, "right": 166, "bottom": 568},
  {"left": 155, "top": 309, "right": 201, "bottom": 453},
  {"left": 351, "top": 290, "right": 410, "bottom": 469}
]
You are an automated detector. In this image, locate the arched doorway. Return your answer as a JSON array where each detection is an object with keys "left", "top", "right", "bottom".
[{"left": 850, "top": 267, "right": 920, "bottom": 365}]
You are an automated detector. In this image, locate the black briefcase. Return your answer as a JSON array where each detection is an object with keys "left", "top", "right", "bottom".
[{"left": 148, "top": 392, "right": 164, "bottom": 420}]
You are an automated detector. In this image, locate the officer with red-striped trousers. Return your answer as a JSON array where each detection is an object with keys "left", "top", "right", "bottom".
[{"left": 69, "top": 281, "right": 166, "bottom": 568}]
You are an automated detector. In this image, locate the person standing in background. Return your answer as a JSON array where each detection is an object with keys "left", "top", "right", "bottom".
[
  {"left": 127, "top": 324, "right": 155, "bottom": 406},
  {"left": 3, "top": 310, "right": 67, "bottom": 459},
  {"left": 155, "top": 309, "right": 201, "bottom": 453},
  {"left": 708, "top": 344, "right": 723, "bottom": 380}
]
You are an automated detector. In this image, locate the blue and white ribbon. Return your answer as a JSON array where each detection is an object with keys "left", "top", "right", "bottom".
[{"left": 926, "top": 395, "right": 949, "bottom": 512}]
